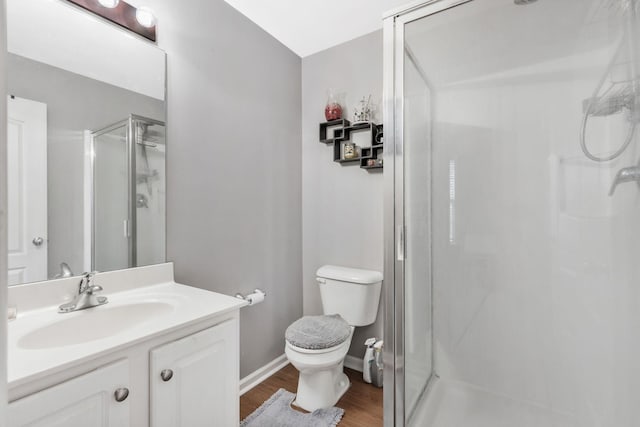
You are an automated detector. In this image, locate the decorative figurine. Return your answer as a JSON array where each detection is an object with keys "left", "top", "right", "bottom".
[
  {"left": 344, "top": 142, "right": 357, "bottom": 159},
  {"left": 353, "top": 95, "right": 373, "bottom": 123}
]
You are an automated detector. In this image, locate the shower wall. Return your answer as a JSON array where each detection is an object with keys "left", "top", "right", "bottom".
[{"left": 405, "top": 0, "right": 640, "bottom": 425}]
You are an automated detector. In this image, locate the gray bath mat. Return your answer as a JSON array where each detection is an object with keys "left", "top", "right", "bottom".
[{"left": 240, "top": 388, "right": 344, "bottom": 427}]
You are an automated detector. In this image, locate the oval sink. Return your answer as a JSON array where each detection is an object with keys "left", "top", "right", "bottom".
[{"left": 18, "top": 302, "right": 174, "bottom": 350}]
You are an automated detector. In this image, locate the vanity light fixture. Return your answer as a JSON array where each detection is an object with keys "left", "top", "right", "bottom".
[
  {"left": 65, "top": 0, "right": 157, "bottom": 42},
  {"left": 97, "top": 0, "right": 119, "bottom": 8},
  {"left": 135, "top": 7, "right": 156, "bottom": 28}
]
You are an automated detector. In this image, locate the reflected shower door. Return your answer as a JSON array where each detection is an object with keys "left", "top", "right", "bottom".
[
  {"left": 93, "top": 122, "right": 130, "bottom": 271},
  {"left": 92, "top": 116, "right": 166, "bottom": 272}
]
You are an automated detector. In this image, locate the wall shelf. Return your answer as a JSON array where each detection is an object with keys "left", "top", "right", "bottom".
[
  {"left": 319, "top": 119, "right": 351, "bottom": 143},
  {"left": 318, "top": 120, "right": 383, "bottom": 172},
  {"left": 335, "top": 157, "right": 362, "bottom": 164}
]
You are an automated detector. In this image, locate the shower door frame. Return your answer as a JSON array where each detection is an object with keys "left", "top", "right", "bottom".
[{"left": 382, "top": 1, "right": 473, "bottom": 426}]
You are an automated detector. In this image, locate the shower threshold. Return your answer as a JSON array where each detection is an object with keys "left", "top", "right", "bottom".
[{"left": 408, "top": 378, "right": 581, "bottom": 427}]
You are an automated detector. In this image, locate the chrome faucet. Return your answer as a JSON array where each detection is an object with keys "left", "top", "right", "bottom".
[
  {"left": 609, "top": 165, "right": 640, "bottom": 196},
  {"left": 58, "top": 272, "right": 108, "bottom": 313}
]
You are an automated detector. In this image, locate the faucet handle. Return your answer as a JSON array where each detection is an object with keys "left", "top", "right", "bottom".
[{"left": 78, "top": 271, "right": 99, "bottom": 293}]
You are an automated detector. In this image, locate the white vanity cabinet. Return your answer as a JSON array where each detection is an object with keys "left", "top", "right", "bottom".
[
  {"left": 9, "top": 315, "right": 241, "bottom": 427},
  {"left": 8, "top": 360, "right": 131, "bottom": 427},
  {"left": 150, "top": 320, "right": 238, "bottom": 427}
]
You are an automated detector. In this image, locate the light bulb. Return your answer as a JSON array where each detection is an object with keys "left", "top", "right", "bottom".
[
  {"left": 97, "top": 0, "right": 120, "bottom": 8},
  {"left": 136, "top": 7, "right": 156, "bottom": 28}
]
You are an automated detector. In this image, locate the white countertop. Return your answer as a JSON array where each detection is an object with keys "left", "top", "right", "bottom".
[{"left": 8, "top": 264, "right": 246, "bottom": 389}]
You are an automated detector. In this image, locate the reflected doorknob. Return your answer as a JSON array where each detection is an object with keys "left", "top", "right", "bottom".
[
  {"left": 32, "top": 237, "right": 44, "bottom": 247},
  {"left": 160, "top": 369, "right": 173, "bottom": 382}
]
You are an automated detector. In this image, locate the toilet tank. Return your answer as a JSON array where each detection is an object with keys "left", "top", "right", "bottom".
[{"left": 316, "top": 265, "right": 383, "bottom": 327}]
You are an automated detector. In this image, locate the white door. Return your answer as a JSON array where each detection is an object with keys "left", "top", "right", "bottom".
[
  {"left": 150, "top": 320, "right": 239, "bottom": 427},
  {"left": 8, "top": 360, "right": 130, "bottom": 427},
  {"left": 7, "top": 96, "right": 47, "bottom": 285}
]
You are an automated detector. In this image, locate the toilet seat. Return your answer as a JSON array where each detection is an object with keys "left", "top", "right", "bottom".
[
  {"left": 285, "top": 314, "right": 351, "bottom": 350},
  {"left": 285, "top": 334, "right": 351, "bottom": 355}
]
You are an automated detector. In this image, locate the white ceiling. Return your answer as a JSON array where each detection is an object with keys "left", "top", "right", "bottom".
[{"left": 223, "top": 0, "right": 412, "bottom": 57}]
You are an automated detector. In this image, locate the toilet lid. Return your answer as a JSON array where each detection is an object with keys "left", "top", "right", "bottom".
[{"left": 285, "top": 314, "right": 351, "bottom": 350}]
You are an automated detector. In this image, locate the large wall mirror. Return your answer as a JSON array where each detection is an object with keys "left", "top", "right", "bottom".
[{"left": 7, "top": 0, "right": 167, "bottom": 286}]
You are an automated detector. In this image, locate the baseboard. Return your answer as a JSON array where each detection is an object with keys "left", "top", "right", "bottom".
[
  {"left": 344, "top": 355, "right": 364, "bottom": 373},
  {"left": 240, "top": 354, "right": 289, "bottom": 396}
]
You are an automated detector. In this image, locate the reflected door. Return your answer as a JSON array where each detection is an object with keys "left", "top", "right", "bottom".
[{"left": 7, "top": 96, "right": 47, "bottom": 285}]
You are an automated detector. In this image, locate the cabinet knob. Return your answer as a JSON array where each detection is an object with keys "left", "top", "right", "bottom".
[
  {"left": 114, "top": 388, "right": 129, "bottom": 402},
  {"left": 161, "top": 369, "right": 174, "bottom": 382}
]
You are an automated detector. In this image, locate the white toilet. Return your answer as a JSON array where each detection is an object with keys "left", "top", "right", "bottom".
[{"left": 285, "top": 265, "right": 382, "bottom": 411}]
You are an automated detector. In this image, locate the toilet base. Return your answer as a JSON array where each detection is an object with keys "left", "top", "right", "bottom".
[{"left": 293, "top": 363, "right": 351, "bottom": 412}]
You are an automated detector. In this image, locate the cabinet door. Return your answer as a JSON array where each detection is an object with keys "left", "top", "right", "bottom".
[
  {"left": 9, "top": 360, "right": 130, "bottom": 427},
  {"left": 150, "top": 320, "right": 238, "bottom": 427}
]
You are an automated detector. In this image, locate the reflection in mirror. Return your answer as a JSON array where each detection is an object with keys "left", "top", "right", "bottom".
[
  {"left": 7, "top": 0, "right": 166, "bottom": 286},
  {"left": 92, "top": 116, "right": 166, "bottom": 272}
]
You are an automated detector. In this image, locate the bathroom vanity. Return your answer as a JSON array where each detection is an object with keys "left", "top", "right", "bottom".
[{"left": 7, "top": 263, "right": 246, "bottom": 427}]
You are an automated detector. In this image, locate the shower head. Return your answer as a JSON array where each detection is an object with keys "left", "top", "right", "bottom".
[{"left": 136, "top": 121, "right": 162, "bottom": 145}]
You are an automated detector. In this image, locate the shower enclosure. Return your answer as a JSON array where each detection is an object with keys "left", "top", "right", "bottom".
[
  {"left": 384, "top": 0, "right": 640, "bottom": 426},
  {"left": 90, "top": 115, "right": 166, "bottom": 272}
]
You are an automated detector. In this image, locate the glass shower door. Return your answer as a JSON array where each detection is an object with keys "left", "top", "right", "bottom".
[
  {"left": 387, "top": 0, "right": 640, "bottom": 426},
  {"left": 403, "top": 49, "right": 433, "bottom": 421},
  {"left": 383, "top": 8, "right": 436, "bottom": 425}
]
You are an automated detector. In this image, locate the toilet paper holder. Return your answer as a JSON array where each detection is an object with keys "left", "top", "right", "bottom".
[{"left": 235, "top": 288, "right": 266, "bottom": 306}]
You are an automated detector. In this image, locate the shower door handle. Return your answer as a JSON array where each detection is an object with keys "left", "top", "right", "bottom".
[{"left": 397, "top": 225, "right": 405, "bottom": 261}]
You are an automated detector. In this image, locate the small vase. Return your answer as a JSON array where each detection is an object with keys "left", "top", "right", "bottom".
[{"left": 324, "top": 90, "right": 343, "bottom": 121}]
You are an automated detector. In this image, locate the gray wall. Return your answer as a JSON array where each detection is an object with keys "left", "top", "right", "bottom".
[
  {"left": 7, "top": 54, "right": 164, "bottom": 280},
  {"left": 0, "top": 0, "right": 8, "bottom": 416},
  {"left": 152, "top": 0, "right": 303, "bottom": 377},
  {"left": 302, "top": 31, "right": 384, "bottom": 359}
]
